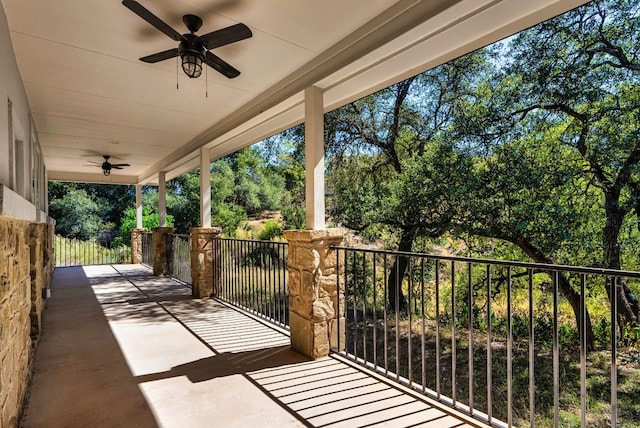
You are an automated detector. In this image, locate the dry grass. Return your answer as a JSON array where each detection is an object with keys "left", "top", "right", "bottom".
[{"left": 345, "top": 313, "right": 640, "bottom": 427}]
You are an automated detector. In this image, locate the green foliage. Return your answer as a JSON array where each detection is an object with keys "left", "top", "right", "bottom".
[
  {"left": 114, "top": 206, "right": 174, "bottom": 247},
  {"left": 213, "top": 205, "right": 247, "bottom": 237},
  {"left": 258, "top": 220, "right": 283, "bottom": 241},
  {"left": 325, "top": 0, "right": 640, "bottom": 343},
  {"left": 281, "top": 196, "right": 306, "bottom": 230},
  {"left": 49, "top": 187, "right": 102, "bottom": 240},
  {"left": 54, "top": 235, "right": 129, "bottom": 267}
]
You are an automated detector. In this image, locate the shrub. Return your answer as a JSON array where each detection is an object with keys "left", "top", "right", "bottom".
[{"left": 258, "top": 220, "right": 283, "bottom": 241}]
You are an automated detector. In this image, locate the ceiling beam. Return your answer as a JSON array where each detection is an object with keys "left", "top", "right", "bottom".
[{"left": 48, "top": 171, "right": 138, "bottom": 185}]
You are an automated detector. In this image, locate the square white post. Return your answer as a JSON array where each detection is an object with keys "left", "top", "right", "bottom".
[
  {"left": 200, "top": 147, "right": 211, "bottom": 228},
  {"left": 135, "top": 184, "right": 143, "bottom": 228},
  {"left": 305, "top": 86, "right": 325, "bottom": 230},
  {"left": 158, "top": 171, "right": 167, "bottom": 227}
]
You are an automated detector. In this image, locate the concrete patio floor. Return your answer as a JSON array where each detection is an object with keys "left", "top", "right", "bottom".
[{"left": 21, "top": 264, "right": 483, "bottom": 428}]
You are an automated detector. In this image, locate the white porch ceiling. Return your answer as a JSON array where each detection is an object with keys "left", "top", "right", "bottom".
[{"left": 2, "top": 0, "right": 590, "bottom": 185}]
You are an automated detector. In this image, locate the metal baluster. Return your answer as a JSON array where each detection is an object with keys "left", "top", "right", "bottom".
[
  {"left": 384, "top": 253, "right": 389, "bottom": 376},
  {"left": 507, "top": 266, "right": 513, "bottom": 427},
  {"left": 451, "top": 260, "right": 456, "bottom": 404},
  {"left": 336, "top": 248, "right": 341, "bottom": 353},
  {"left": 395, "top": 254, "right": 400, "bottom": 381},
  {"left": 468, "top": 262, "right": 474, "bottom": 415},
  {"left": 580, "top": 273, "right": 586, "bottom": 428},
  {"left": 408, "top": 257, "right": 413, "bottom": 385},
  {"left": 553, "top": 271, "right": 559, "bottom": 428},
  {"left": 421, "top": 258, "right": 426, "bottom": 393},
  {"left": 362, "top": 251, "right": 367, "bottom": 363},
  {"left": 373, "top": 253, "right": 378, "bottom": 369},
  {"left": 486, "top": 264, "right": 492, "bottom": 423},
  {"left": 529, "top": 268, "right": 535, "bottom": 428},
  {"left": 611, "top": 276, "right": 618, "bottom": 427},
  {"left": 352, "top": 251, "right": 358, "bottom": 360},
  {"left": 436, "top": 259, "right": 441, "bottom": 399}
]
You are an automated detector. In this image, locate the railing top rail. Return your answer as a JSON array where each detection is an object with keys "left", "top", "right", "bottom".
[
  {"left": 173, "top": 233, "right": 190, "bottom": 239},
  {"left": 331, "top": 245, "right": 640, "bottom": 278},
  {"left": 214, "top": 237, "right": 288, "bottom": 245}
]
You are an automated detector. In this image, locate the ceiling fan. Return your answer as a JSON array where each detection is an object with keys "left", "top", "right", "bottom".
[
  {"left": 122, "top": 0, "right": 252, "bottom": 79},
  {"left": 87, "top": 155, "right": 131, "bottom": 176}
]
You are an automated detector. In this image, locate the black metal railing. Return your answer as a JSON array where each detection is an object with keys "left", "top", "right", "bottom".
[
  {"left": 215, "top": 238, "right": 289, "bottom": 328},
  {"left": 54, "top": 235, "right": 129, "bottom": 267},
  {"left": 332, "top": 245, "right": 640, "bottom": 428},
  {"left": 141, "top": 232, "right": 153, "bottom": 267},
  {"left": 167, "top": 233, "right": 191, "bottom": 285}
]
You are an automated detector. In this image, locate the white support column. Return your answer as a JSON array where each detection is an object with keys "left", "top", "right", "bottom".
[
  {"left": 158, "top": 171, "right": 167, "bottom": 227},
  {"left": 305, "top": 86, "right": 325, "bottom": 230},
  {"left": 44, "top": 171, "right": 49, "bottom": 214},
  {"left": 200, "top": 147, "right": 212, "bottom": 228},
  {"left": 135, "top": 184, "right": 143, "bottom": 228}
]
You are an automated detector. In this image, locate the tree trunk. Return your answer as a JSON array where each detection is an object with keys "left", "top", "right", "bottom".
[
  {"left": 513, "top": 237, "right": 596, "bottom": 350},
  {"left": 387, "top": 226, "right": 416, "bottom": 312},
  {"left": 603, "top": 191, "right": 640, "bottom": 335}
]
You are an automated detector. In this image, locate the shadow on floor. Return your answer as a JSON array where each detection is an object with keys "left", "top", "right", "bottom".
[
  {"left": 21, "top": 266, "right": 159, "bottom": 428},
  {"left": 25, "top": 264, "right": 480, "bottom": 428},
  {"left": 134, "top": 345, "right": 306, "bottom": 384}
]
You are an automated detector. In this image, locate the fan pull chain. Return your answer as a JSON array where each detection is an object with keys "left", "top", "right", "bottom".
[
  {"left": 205, "top": 59, "right": 208, "bottom": 98},
  {"left": 176, "top": 56, "right": 179, "bottom": 90}
]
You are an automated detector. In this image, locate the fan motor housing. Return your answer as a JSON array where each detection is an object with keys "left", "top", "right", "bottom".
[{"left": 179, "top": 34, "right": 204, "bottom": 57}]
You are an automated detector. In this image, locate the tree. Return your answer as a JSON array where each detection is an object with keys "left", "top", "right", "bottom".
[
  {"left": 327, "top": 51, "right": 492, "bottom": 310},
  {"left": 114, "top": 206, "right": 174, "bottom": 247},
  {"left": 49, "top": 188, "right": 102, "bottom": 240},
  {"left": 501, "top": 0, "right": 640, "bottom": 332}
]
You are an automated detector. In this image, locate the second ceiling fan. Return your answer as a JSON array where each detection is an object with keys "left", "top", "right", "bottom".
[{"left": 122, "top": 0, "right": 252, "bottom": 79}]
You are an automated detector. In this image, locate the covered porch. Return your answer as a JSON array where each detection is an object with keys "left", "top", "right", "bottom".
[{"left": 23, "top": 264, "right": 479, "bottom": 427}]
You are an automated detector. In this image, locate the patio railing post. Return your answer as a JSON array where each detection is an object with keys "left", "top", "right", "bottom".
[
  {"left": 283, "top": 229, "right": 345, "bottom": 359},
  {"left": 151, "top": 226, "right": 174, "bottom": 276},
  {"left": 130, "top": 227, "right": 147, "bottom": 264},
  {"left": 189, "top": 227, "right": 221, "bottom": 298}
]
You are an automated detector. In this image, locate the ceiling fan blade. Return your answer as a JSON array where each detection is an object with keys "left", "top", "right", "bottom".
[
  {"left": 140, "top": 48, "right": 179, "bottom": 63},
  {"left": 122, "top": 0, "right": 184, "bottom": 42},
  {"left": 198, "top": 23, "right": 253, "bottom": 50},
  {"left": 112, "top": 166, "right": 125, "bottom": 170},
  {"left": 111, "top": 163, "right": 131, "bottom": 167},
  {"left": 204, "top": 51, "right": 240, "bottom": 79}
]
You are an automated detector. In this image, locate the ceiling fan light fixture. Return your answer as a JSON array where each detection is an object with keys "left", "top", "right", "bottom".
[
  {"left": 181, "top": 51, "right": 203, "bottom": 78},
  {"left": 103, "top": 168, "right": 111, "bottom": 176}
]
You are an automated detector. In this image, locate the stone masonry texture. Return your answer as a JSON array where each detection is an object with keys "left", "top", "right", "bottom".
[
  {"left": 152, "top": 227, "right": 174, "bottom": 276},
  {"left": 190, "top": 227, "right": 221, "bottom": 298},
  {"left": 0, "top": 216, "right": 53, "bottom": 427},
  {"left": 130, "top": 228, "right": 147, "bottom": 264},
  {"left": 284, "top": 229, "right": 345, "bottom": 359}
]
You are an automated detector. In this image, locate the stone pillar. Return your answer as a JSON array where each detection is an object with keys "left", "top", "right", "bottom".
[
  {"left": 43, "top": 223, "right": 55, "bottom": 287},
  {"left": 130, "top": 228, "right": 147, "bottom": 264},
  {"left": 190, "top": 227, "right": 221, "bottom": 298},
  {"left": 28, "top": 223, "right": 45, "bottom": 339},
  {"left": 152, "top": 227, "right": 174, "bottom": 276},
  {"left": 284, "top": 229, "right": 345, "bottom": 359}
]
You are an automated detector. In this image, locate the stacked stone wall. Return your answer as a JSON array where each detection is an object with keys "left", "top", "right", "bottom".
[
  {"left": 0, "top": 217, "right": 33, "bottom": 427},
  {"left": 130, "top": 228, "right": 147, "bottom": 264},
  {"left": 189, "top": 227, "right": 221, "bottom": 298},
  {"left": 284, "top": 229, "right": 345, "bottom": 359},
  {"left": 152, "top": 227, "right": 174, "bottom": 276},
  {"left": 28, "top": 223, "right": 45, "bottom": 339}
]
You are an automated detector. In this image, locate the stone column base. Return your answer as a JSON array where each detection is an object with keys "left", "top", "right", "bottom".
[
  {"left": 152, "top": 227, "right": 174, "bottom": 276},
  {"left": 130, "top": 228, "right": 147, "bottom": 264},
  {"left": 190, "top": 227, "right": 221, "bottom": 298},
  {"left": 284, "top": 229, "right": 346, "bottom": 359}
]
